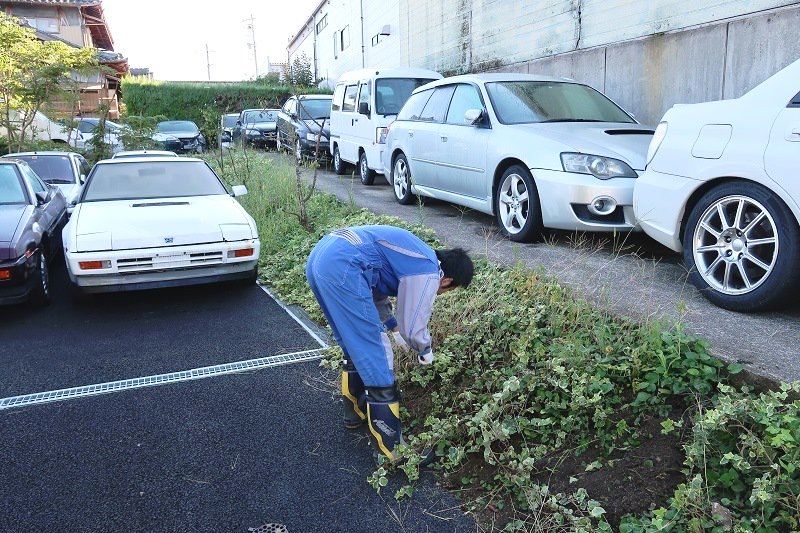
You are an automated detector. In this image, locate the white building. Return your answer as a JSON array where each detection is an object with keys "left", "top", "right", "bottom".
[{"left": 288, "top": 0, "right": 800, "bottom": 124}]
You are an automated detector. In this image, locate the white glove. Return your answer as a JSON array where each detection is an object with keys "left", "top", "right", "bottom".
[
  {"left": 391, "top": 331, "right": 410, "bottom": 352},
  {"left": 418, "top": 349, "right": 434, "bottom": 365}
]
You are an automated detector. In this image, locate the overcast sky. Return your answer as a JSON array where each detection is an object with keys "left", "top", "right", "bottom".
[{"left": 102, "top": 0, "right": 321, "bottom": 81}]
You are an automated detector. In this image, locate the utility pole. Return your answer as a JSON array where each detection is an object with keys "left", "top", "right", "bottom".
[
  {"left": 205, "top": 43, "right": 212, "bottom": 81},
  {"left": 244, "top": 14, "right": 259, "bottom": 78}
]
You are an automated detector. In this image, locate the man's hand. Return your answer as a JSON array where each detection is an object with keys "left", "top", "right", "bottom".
[
  {"left": 418, "top": 349, "right": 433, "bottom": 365},
  {"left": 391, "top": 330, "right": 410, "bottom": 352}
]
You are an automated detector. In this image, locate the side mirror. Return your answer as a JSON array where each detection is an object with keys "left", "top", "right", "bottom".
[
  {"left": 464, "top": 109, "right": 484, "bottom": 126},
  {"left": 358, "top": 102, "right": 370, "bottom": 116},
  {"left": 35, "top": 190, "right": 49, "bottom": 205},
  {"left": 236, "top": 120, "right": 242, "bottom": 126},
  {"left": 231, "top": 185, "right": 248, "bottom": 197}
]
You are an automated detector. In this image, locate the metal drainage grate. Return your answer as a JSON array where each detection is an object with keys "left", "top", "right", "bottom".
[
  {"left": 0, "top": 348, "right": 327, "bottom": 411},
  {"left": 248, "top": 525, "right": 288, "bottom": 533}
]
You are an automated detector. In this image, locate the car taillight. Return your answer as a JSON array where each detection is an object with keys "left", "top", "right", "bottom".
[
  {"left": 0, "top": 269, "right": 11, "bottom": 280},
  {"left": 228, "top": 248, "right": 254, "bottom": 258},
  {"left": 79, "top": 260, "right": 111, "bottom": 270}
]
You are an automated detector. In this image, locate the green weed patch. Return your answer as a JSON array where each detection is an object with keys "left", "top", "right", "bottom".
[{"left": 210, "top": 152, "right": 800, "bottom": 532}]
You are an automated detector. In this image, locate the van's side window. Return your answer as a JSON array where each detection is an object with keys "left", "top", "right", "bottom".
[
  {"left": 445, "top": 84, "right": 484, "bottom": 125},
  {"left": 397, "top": 89, "right": 434, "bottom": 121},
  {"left": 357, "top": 81, "right": 371, "bottom": 114},
  {"left": 342, "top": 85, "right": 358, "bottom": 112},
  {"left": 332, "top": 84, "right": 345, "bottom": 112}
]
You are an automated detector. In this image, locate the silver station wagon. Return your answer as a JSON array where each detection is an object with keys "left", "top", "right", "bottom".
[{"left": 382, "top": 73, "right": 655, "bottom": 242}]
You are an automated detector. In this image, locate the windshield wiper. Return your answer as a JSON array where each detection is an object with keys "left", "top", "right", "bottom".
[
  {"left": 47, "top": 179, "right": 74, "bottom": 184},
  {"left": 541, "top": 118, "right": 606, "bottom": 123}
]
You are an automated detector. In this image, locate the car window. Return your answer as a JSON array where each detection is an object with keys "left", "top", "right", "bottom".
[
  {"left": 342, "top": 85, "right": 358, "bottom": 112},
  {"left": 418, "top": 85, "right": 457, "bottom": 123},
  {"left": 83, "top": 161, "right": 228, "bottom": 202},
  {"left": 242, "top": 110, "right": 277, "bottom": 123},
  {"left": 397, "top": 89, "right": 434, "bottom": 121},
  {"left": 790, "top": 90, "right": 800, "bottom": 107},
  {"left": 222, "top": 115, "right": 239, "bottom": 127},
  {"left": 285, "top": 99, "right": 296, "bottom": 115},
  {"left": 14, "top": 155, "right": 76, "bottom": 184},
  {"left": 485, "top": 81, "right": 635, "bottom": 124},
  {"left": 375, "top": 78, "right": 439, "bottom": 115},
  {"left": 19, "top": 164, "right": 48, "bottom": 194},
  {"left": 358, "top": 81, "right": 371, "bottom": 113},
  {"left": 77, "top": 155, "right": 91, "bottom": 176},
  {"left": 0, "top": 165, "right": 27, "bottom": 204},
  {"left": 298, "top": 99, "right": 332, "bottom": 120},
  {"left": 77, "top": 121, "right": 95, "bottom": 133},
  {"left": 332, "top": 84, "right": 345, "bottom": 111},
  {"left": 156, "top": 121, "right": 199, "bottom": 133},
  {"left": 445, "top": 84, "right": 484, "bottom": 125}
]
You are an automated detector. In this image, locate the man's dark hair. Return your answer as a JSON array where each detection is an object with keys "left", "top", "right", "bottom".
[{"left": 435, "top": 247, "right": 474, "bottom": 288}]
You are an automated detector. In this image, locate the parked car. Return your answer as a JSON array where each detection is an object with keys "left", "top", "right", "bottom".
[
  {"left": 330, "top": 68, "right": 442, "bottom": 184},
  {"left": 2, "top": 151, "right": 91, "bottom": 209},
  {"left": 232, "top": 109, "right": 279, "bottom": 148},
  {"left": 73, "top": 118, "right": 124, "bottom": 153},
  {"left": 151, "top": 131, "right": 184, "bottom": 153},
  {"left": 112, "top": 150, "right": 178, "bottom": 159},
  {"left": 63, "top": 157, "right": 259, "bottom": 294},
  {"left": 220, "top": 113, "right": 239, "bottom": 147},
  {"left": 382, "top": 73, "right": 654, "bottom": 242},
  {"left": 0, "top": 158, "right": 68, "bottom": 306},
  {"left": 634, "top": 58, "right": 800, "bottom": 312},
  {"left": 1, "top": 110, "right": 75, "bottom": 146},
  {"left": 154, "top": 121, "right": 206, "bottom": 154},
  {"left": 276, "top": 95, "right": 333, "bottom": 160}
]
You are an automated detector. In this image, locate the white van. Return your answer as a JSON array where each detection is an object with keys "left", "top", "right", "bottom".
[
  {"left": 1, "top": 109, "right": 73, "bottom": 145},
  {"left": 329, "top": 68, "right": 442, "bottom": 184}
]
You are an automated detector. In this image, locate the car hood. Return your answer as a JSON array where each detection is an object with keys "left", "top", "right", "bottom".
[
  {"left": 302, "top": 120, "right": 331, "bottom": 136},
  {"left": 152, "top": 132, "right": 180, "bottom": 142},
  {"left": 519, "top": 122, "right": 654, "bottom": 171},
  {"left": 0, "top": 204, "right": 31, "bottom": 246},
  {"left": 160, "top": 131, "right": 201, "bottom": 140},
  {"left": 245, "top": 121, "right": 277, "bottom": 131},
  {"left": 72, "top": 195, "right": 253, "bottom": 252}
]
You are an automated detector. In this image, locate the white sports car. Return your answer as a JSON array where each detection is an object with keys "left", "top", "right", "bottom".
[
  {"left": 63, "top": 157, "right": 260, "bottom": 294},
  {"left": 634, "top": 58, "right": 799, "bottom": 312}
]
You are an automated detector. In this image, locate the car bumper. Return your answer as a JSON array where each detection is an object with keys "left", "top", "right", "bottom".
[
  {"left": 0, "top": 254, "right": 38, "bottom": 305},
  {"left": 66, "top": 240, "right": 260, "bottom": 293},
  {"left": 299, "top": 137, "right": 331, "bottom": 157},
  {"left": 633, "top": 169, "right": 701, "bottom": 252},
  {"left": 245, "top": 132, "right": 277, "bottom": 145},
  {"left": 532, "top": 168, "right": 639, "bottom": 232}
]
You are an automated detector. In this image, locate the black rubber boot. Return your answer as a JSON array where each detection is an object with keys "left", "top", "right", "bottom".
[
  {"left": 366, "top": 384, "right": 403, "bottom": 462},
  {"left": 341, "top": 360, "right": 366, "bottom": 429}
]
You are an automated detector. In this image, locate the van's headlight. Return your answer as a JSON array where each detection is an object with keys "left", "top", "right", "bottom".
[
  {"left": 560, "top": 153, "right": 637, "bottom": 179},
  {"left": 376, "top": 127, "right": 388, "bottom": 144},
  {"left": 646, "top": 122, "right": 668, "bottom": 166}
]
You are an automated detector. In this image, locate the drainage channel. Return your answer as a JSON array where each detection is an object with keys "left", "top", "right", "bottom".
[{"left": 0, "top": 348, "right": 328, "bottom": 411}]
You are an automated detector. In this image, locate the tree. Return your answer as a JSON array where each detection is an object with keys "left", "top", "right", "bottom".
[
  {"left": 0, "top": 12, "right": 99, "bottom": 151},
  {"left": 283, "top": 52, "right": 314, "bottom": 88}
]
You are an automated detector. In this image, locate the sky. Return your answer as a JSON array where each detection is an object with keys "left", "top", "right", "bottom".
[{"left": 102, "top": 0, "right": 321, "bottom": 81}]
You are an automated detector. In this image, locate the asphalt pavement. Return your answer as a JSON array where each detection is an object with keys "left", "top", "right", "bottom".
[
  {"left": 303, "top": 158, "right": 800, "bottom": 384},
  {"left": 0, "top": 266, "right": 474, "bottom": 532}
]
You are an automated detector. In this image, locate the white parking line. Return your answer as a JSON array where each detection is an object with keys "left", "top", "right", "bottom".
[{"left": 0, "top": 284, "right": 330, "bottom": 411}]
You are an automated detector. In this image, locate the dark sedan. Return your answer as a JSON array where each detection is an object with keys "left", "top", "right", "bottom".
[
  {"left": 232, "top": 109, "right": 279, "bottom": 148},
  {"left": 0, "top": 159, "right": 68, "bottom": 306},
  {"left": 276, "top": 95, "right": 332, "bottom": 160},
  {"left": 155, "top": 120, "right": 206, "bottom": 154}
]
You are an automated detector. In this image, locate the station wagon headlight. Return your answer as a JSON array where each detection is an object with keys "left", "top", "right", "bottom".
[
  {"left": 646, "top": 121, "right": 668, "bottom": 166},
  {"left": 560, "top": 153, "right": 637, "bottom": 179},
  {"left": 306, "top": 132, "right": 325, "bottom": 142}
]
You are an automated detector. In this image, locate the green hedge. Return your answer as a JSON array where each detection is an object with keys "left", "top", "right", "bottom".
[{"left": 121, "top": 77, "right": 330, "bottom": 125}]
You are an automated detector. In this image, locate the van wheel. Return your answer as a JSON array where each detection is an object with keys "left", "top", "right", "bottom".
[
  {"left": 359, "top": 152, "right": 375, "bottom": 185},
  {"left": 333, "top": 146, "right": 347, "bottom": 175},
  {"left": 392, "top": 153, "right": 415, "bottom": 205}
]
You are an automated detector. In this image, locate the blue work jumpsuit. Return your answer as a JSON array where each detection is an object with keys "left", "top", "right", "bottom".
[{"left": 305, "top": 225, "right": 441, "bottom": 387}]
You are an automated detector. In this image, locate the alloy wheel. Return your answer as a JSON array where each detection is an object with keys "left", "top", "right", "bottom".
[
  {"left": 393, "top": 158, "right": 409, "bottom": 199},
  {"left": 692, "top": 195, "right": 778, "bottom": 295},
  {"left": 497, "top": 172, "right": 530, "bottom": 235}
]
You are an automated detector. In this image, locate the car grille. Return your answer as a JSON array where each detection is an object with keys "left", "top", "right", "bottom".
[{"left": 116, "top": 251, "right": 224, "bottom": 273}]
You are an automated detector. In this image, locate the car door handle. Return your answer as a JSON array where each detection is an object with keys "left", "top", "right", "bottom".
[
  {"left": 408, "top": 130, "right": 414, "bottom": 137},
  {"left": 440, "top": 136, "right": 447, "bottom": 142},
  {"left": 788, "top": 127, "right": 800, "bottom": 141}
]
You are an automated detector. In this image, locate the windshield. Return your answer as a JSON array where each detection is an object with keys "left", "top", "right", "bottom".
[
  {"left": 375, "top": 78, "right": 438, "bottom": 115},
  {"left": 83, "top": 161, "right": 228, "bottom": 202},
  {"left": 242, "top": 110, "right": 277, "bottom": 123},
  {"left": 0, "top": 165, "right": 27, "bottom": 204},
  {"left": 14, "top": 155, "right": 76, "bottom": 184},
  {"left": 485, "top": 81, "right": 635, "bottom": 125},
  {"left": 297, "top": 99, "right": 332, "bottom": 120},
  {"left": 222, "top": 115, "right": 239, "bottom": 127},
  {"left": 156, "top": 121, "right": 199, "bottom": 133}
]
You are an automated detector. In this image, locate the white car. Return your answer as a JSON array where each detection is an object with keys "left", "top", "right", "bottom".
[
  {"left": 634, "top": 58, "right": 800, "bottom": 312},
  {"left": 1, "top": 151, "right": 90, "bottom": 209},
  {"left": 63, "top": 157, "right": 260, "bottom": 294},
  {"left": 382, "top": 73, "right": 654, "bottom": 241},
  {"left": 112, "top": 150, "right": 178, "bottom": 159},
  {"left": 73, "top": 118, "right": 124, "bottom": 153}
]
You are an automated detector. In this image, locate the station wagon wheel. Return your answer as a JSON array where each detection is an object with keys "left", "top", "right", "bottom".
[
  {"left": 359, "top": 152, "right": 375, "bottom": 185},
  {"left": 494, "top": 165, "right": 543, "bottom": 242},
  {"left": 333, "top": 146, "right": 347, "bottom": 175},
  {"left": 683, "top": 182, "right": 800, "bottom": 311},
  {"left": 27, "top": 250, "right": 51, "bottom": 307},
  {"left": 392, "top": 153, "right": 415, "bottom": 205}
]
